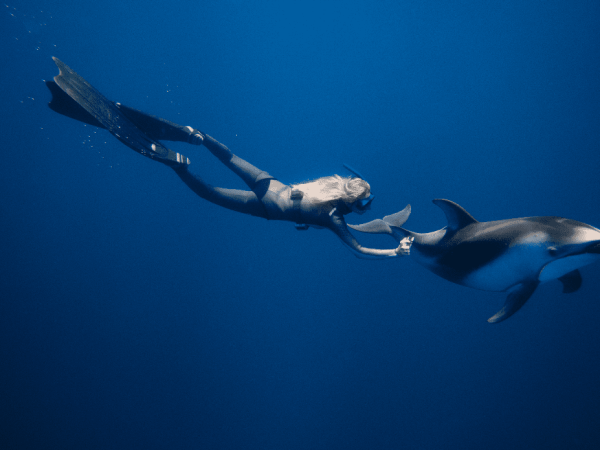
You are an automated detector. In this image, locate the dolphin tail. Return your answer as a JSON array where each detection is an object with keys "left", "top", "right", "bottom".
[
  {"left": 348, "top": 205, "right": 411, "bottom": 236},
  {"left": 488, "top": 280, "right": 539, "bottom": 323},
  {"left": 381, "top": 205, "right": 411, "bottom": 228},
  {"left": 347, "top": 205, "right": 440, "bottom": 245},
  {"left": 348, "top": 219, "right": 394, "bottom": 235}
]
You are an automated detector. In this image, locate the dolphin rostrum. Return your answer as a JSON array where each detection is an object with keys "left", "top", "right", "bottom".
[{"left": 349, "top": 199, "right": 600, "bottom": 323}]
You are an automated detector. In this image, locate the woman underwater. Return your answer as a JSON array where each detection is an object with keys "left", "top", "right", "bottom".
[{"left": 46, "top": 58, "right": 413, "bottom": 259}]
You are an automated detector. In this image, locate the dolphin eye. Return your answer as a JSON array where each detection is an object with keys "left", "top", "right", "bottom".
[{"left": 548, "top": 246, "right": 558, "bottom": 255}]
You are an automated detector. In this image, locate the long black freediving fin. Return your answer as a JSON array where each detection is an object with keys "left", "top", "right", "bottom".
[
  {"left": 46, "top": 79, "right": 202, "bottom": 145},
  {"left": 46, "top": 79, "right": 105, "bottom": 128},
  {"left": 49, "top": 57, "right": 189, "bottom": 167}
]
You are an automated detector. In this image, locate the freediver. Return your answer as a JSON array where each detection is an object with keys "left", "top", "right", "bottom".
[{"left": 46, "top": 58, "right": 413, "bottom": 259}]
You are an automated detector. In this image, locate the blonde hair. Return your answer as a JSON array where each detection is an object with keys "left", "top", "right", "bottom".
[{"left": 291, "top": 175, "right": 370, "bottom": 207}]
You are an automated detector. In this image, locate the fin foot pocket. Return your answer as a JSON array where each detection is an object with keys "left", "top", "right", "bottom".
[{"left": 145, "top": 143, "right": 190, "bottom": 168}]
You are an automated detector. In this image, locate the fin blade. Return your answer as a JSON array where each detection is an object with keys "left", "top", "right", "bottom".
[
  {"left": 114, "top": 103, "right": 196, "bottom": 143},
  {"left": 382, "top": 204, "right": 411, "bottom": 228},
  {"left": 432, "top": 199, "right": 478, "bottom": 232},
  {"left": 558, "top": 269, "right": 582, "bottom": 294},
  {"left": 50, "top": 58, "right": 188, "bottom": 166},
  {"left": 45, "top": 80, "right": 106, "bottom": 128},
  {"left": 348, "top": 219, "right": 392, "bottom": 235},
  {"left": 52, "top": 57, "right": 126, "bottom": 133},
  {"left": 488, "top": 281, "right": 539, "bottom": 323},
  {"left": 47, "top": 71, "right": 197, "bottom": 143}
]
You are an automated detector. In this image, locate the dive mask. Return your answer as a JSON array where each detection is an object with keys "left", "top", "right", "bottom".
[
  {"left": 351, "top": 194, "right": 374, "bottom": 214},
  {"left": 343, "top": 163, "right": 374, "bottom": 215}
]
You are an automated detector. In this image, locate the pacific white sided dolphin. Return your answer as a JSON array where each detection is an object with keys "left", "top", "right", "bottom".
[{"left": 350, "top": 199, "right": 600, "bottom": 323}]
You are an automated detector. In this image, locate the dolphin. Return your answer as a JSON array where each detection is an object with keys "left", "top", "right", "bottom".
[{"left": 349, "top": 199, "right": 600, "bottom": 323}]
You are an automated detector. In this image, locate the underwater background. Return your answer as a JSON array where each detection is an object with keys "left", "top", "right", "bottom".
[{"left": 2, "top": 1, "right": 600, "bottom": 448}]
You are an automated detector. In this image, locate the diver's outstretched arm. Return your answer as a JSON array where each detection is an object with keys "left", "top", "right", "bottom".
[{"left": 329, "top": 213, "right": 411, "bottom": 259}]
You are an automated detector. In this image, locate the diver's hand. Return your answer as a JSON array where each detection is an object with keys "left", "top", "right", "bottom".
[{"left": 395, "top": 236, "right": 414, "bottom": 256}]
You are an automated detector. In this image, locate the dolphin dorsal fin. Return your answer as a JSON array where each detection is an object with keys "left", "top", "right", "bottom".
[{"left": 432, "top": 199, "right": 478, "bottom": 232}]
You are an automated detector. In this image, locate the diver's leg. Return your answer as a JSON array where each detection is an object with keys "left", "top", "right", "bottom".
[
  {"left": 172, "top": 166, "right": 268, "bottom": 218},
  {"left": 50, "top": 58, "right": 189, "bottom": 168},
  {"left": 201, "top": 134, "right": 281, "bottom": 191}
]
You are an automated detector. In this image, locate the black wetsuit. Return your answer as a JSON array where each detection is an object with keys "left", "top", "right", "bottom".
[{"left": 47, "top": 58, "right": 401, "bottom": 259}]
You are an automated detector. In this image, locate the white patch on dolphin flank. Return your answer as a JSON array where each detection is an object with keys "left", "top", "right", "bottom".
[
  {"left": 517, "top": 231, "right": 549, "bottom": 246},
  {"left": 574, "top": 226, "right": 600, "bottom": 244},
  {"left": 462, "top": 245, "right": 542, "bottom": 292}
]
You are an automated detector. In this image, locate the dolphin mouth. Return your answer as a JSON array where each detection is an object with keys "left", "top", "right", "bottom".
[{"left": 586, "top": 242, "right": 600, "bottom": 254}]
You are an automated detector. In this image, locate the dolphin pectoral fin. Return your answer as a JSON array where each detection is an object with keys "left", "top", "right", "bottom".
[
  {"left": 348, "top": 219, "right": 392, "bottom": 235},
  {"left": 488, "top": 281, "right": 539, "bottom": 323},
  {"left": 382, "top": 204, "right": 411, "bottom": 228},
  {"left": 558, "top": 269, "right": 582, "bottom": 293}
]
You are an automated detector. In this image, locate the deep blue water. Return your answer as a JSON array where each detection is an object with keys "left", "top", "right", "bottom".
[{"left": 2, "top": 1, "right": 600, "bottom": 449}]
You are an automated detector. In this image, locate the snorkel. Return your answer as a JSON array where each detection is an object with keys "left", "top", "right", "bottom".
[{"left": 343, "top": 164, "right": 374, "bottom": 215}]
